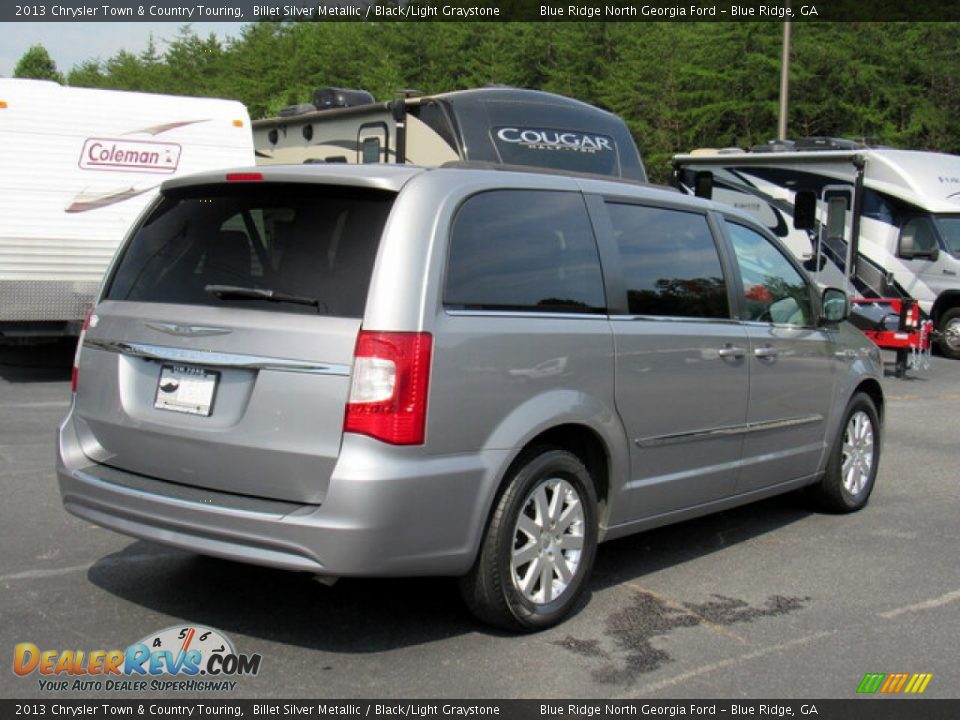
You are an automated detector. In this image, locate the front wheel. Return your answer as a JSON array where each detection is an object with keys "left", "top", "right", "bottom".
[
  {"left": 810, "top": 393, "right": 881, "bottom": 513},
  {"left": 938, "top": 307, "right": 960, "bottom": 360},
  {"left": 459, "top": 448, "right": 598, "bottom": 632}
]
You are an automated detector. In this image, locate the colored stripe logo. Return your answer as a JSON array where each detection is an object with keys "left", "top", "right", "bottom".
[{"left": 857, "top": 672, "right": 933, "bottom": 694}]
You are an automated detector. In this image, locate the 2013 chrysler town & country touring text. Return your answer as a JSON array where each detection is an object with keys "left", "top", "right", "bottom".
[{"left": 57, "top": 164, "right": 884, "bottom": 631}]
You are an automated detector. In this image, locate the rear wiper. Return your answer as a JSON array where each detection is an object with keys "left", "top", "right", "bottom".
[{"left": 204, "top": 284, "right": 326, "bottom": 313}]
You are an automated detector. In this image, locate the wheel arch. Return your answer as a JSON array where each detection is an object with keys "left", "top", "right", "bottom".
[
  {"left": 854, "top": 378, "right": 885, "bottom": 427},
  {"left": 459, "top": 423, "right": 608, "bottom": 631},
  {"left": 481, "top": 423, "right": 614, "bottom": 550},
  {"left": 523, "top": 424, "right": 611, "bottom": 520},
  {"left": 931, "top": 291, "right": 960, "bottom": 323}
]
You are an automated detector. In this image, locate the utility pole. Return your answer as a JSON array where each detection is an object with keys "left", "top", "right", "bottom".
[{"left": 778, "top": 19, "right": 791, "bottom": 141}]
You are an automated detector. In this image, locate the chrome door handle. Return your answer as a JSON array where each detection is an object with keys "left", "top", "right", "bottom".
[
  {"left": 718, "top": 346, "right": 746, "bottom": 358},
  {"left": 754, "top": 346, "right": 779, "bottom": 359}
]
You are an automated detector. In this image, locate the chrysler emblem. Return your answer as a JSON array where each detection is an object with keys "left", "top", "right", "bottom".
[{"left": 145, "top": 322, "right": 232, "bottom": 338}]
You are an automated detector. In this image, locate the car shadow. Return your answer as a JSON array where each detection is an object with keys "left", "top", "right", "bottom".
[
  {"left": 590, "top": 491, "right": 813, "bottom": 588},
  {"left": 86, "top": 492, "right": 814, "bottom": 651},
  {"left": 87, "top": 542, "right": 477, "bottom": 650},
  {"left": 0, "top": 340, "right": 75, "bottom": 382}
]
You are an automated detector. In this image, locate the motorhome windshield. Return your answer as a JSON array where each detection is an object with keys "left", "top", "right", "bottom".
[{"left": 934, "top": 216, "right": 960, "bottom": 256}]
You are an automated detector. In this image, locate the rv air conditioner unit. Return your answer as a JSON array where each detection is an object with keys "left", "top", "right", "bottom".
[{"left": 312, "top": 88, "right": 375, "bottom": 110}]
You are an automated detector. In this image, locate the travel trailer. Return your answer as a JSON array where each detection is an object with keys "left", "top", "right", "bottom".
[
  {"left": 0, "top": 79, "right": 254, "bottom": 340},
  {"left": 673, "top": 142, "right": 960, "bottom": 360},
  {"left": 253, "top": 86, "right": 647, "bottom": 181}
]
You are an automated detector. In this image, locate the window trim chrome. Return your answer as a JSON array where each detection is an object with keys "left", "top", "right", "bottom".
[
  {"left": 635, "top": 414, "right": 824, "bottom": 448},
  {"left": 83, "top": 339, "right": 351, "bottom": 377}
]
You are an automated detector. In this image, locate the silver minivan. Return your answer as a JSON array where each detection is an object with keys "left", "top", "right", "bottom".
[{"left": 57, "top": 164, "right": 884, "bottom": 631}]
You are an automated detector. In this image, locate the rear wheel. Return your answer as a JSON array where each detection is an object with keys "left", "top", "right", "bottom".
[
  {"left": 938, "top": 307, "right": 960, "bottom": 360},
  {"left": 810, "top": 393, "right": 880, "bottom": 513},
  {"left": 459, "top": 447, "right": 598, "bottom": 632}
]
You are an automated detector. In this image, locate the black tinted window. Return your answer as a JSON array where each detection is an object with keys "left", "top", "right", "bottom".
[
  {"left": 445, "top": 190, "right": 605, "bottom": 313},
  {"left": 607, "top": 203, "right": 729, "bottom": 319},
  {"left": 106, "top": 184, "right": 393, "bottom": 317}
]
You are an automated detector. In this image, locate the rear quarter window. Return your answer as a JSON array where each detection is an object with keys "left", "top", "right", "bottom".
[
  {"left": 105, "top": 184, "right": 394, "bottom": 318},
  {"left": 444, "top": 190, "right": 606, "bottom": 314}
]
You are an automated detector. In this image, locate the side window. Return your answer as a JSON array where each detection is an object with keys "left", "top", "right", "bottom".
[
  {"left": 361, "top": 137, "right": 381, "bottom": 164},
  {"left": 445, "top": 190, "right": 605, "bottom": 313},
  {"left": 606, "top": 203, "right": 729, "bottom": 319},
  {"left": 726, "top": 222, "right": 813, "bottom": 327}
]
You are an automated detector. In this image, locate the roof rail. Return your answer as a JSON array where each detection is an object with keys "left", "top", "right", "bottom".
[{"left": 437, "top": 160, "right": 672, "bottom": 190}]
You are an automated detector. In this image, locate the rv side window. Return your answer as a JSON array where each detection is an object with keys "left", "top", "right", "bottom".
[
  {"left": 825, "top": 196, "right": 848, "bottom": 239},
  {"left": 445, "top": 190, "right": 605, "bottom": 314},
  {"left": 725, "top": 222, "right": 813, "bottom": 327},
  {"left": 361, "top": 137, "right": 381, "bottom": 164},
  {"left": 605, "top": 203, "right": 729, "bottom": 319}
]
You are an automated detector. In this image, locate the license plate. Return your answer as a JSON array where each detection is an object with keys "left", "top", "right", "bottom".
[{"left": 154, "top": 364, "right": 219, "bottom": 416}]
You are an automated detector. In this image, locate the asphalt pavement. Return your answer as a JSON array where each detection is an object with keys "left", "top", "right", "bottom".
[{"left": 1, "top": 342, "right": 957, "bottom": 700}]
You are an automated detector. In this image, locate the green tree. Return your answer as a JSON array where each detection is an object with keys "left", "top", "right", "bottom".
[
  {"left": 67, "top": 60, "right": 107, "bottom": 88},
  {"left": 14, "top": 45, "right": 64, "bottom": 83}
]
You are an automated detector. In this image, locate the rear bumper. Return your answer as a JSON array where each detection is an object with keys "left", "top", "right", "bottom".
[{"left": 57, "top": 410, "right": 508, "bottom": 577}]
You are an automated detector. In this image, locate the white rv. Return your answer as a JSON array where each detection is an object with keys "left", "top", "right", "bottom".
[
  {"left": 0, "top": 79, "right": 254, "bottom": 339},
  {"left": 673, "top": 142, "right": 960, "bottom": 358}
]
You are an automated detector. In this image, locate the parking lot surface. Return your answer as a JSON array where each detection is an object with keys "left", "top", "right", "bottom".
[{"left": 1, "top": 342, "right": 958, "bottom": 699}]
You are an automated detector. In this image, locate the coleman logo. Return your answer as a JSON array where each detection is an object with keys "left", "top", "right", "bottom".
[
  {"left": 79, "top": 138, "right": 181, "bottom": 174},
  {"left": 495, "top": 127, "right": 613, "bottom": 153}
]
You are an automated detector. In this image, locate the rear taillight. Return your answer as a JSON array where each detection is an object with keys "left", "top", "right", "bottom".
[
  {"left": 344, "top": 331, "right": 432, "bottom": 445},
  {"left": 71, "top": 309, "right": 95, "bottom": 394}
]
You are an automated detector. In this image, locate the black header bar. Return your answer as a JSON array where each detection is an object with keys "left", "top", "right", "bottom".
[
  {"left": 4, "top": 700, "right": 960, "bottom": 720},
  {"left": 5, "top": 0, "right": 960, "bottom": 23}
]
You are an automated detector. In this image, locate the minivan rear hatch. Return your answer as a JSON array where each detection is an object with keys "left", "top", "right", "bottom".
[{"left": 73, "top": 177, "right": 397, "bottom": 504}]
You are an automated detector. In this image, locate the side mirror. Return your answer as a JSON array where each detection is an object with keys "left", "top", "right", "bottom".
[
  {"left": 899, "top": 225, "right": 941, "bottom": 261},
  {"left": 899, "top": 229, "right": 916, "bottom": 259},
  {"left": 820, "top": 287, "right": 849, "bottom": 325},
  {"left": 794, "top": 190, "right": 817, "bottom": 230},
  {"left": 694, "top": 171, "right": 713, "bottom": 200}
]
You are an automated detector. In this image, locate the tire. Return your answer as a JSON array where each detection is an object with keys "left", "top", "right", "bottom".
[
  {"left": 938, "top": 307, "right": 960, "bottom": 360},
  {"left": 459, "top": 447, "right": 598, "bottom": 632},
  {"left": 809, "top": 393, "right": 881, "bottom": 513}
]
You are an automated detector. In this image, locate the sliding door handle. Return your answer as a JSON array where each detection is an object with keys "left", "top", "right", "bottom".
[
  {"left": 754, "top": 346, "right": 779, "bottom": 359},
  {"left": 718, "top": 345, "right": 746, "bottom": 359}
]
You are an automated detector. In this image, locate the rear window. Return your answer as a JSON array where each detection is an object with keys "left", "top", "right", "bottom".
[{"left": 105, "top": 184, "right": 394, "bottom": 317}]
